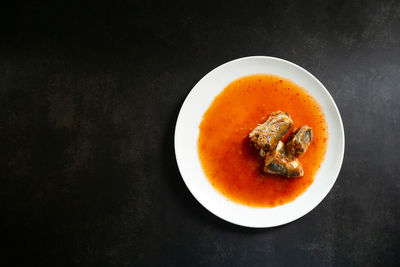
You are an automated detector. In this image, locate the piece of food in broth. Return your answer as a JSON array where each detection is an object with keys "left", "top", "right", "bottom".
[
  {"left": 264, "top": 141, "right": 304, "bottom": 177},
  {"left": 249, "top": 111, "right": 293, "bottom": 152},
  {"left": 286, "top": 125, "right": 313, "bottom": 159}
]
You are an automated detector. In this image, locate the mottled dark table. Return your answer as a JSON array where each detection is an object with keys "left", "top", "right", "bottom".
[{"left": 1, "top": 1, "right": 399, "bottom": 266}]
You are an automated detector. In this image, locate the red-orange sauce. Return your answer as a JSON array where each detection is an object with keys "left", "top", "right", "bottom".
[{"left": 198, "top": 74, "right": 328, "bottom": 207}]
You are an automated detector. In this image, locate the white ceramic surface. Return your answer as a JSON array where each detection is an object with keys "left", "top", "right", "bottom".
[{"left": 174, "top": 56, "right": 345, "bottom": 228}]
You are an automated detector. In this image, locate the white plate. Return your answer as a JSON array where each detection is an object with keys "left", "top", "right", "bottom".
[{"left": 174, "top": 56, "right": 345, "bottom": 228}]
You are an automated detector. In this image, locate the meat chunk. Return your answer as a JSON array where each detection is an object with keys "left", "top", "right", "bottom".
[
  {"left": 249, "top": 111, "right": 293, "bottom": 152},
  {"left": 264, "top": 141, "right": 304, "bottom": 177},
  {"left": 286, "top": 125, "right": 313, "bottom": 159},
  {"left": 248, "top": 111, "right": 312, "bottom": 177}
]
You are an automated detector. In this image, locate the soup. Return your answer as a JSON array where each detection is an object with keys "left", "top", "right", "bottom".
[{"left": 198, "top": 74, "right": 328, "bottom": 207}]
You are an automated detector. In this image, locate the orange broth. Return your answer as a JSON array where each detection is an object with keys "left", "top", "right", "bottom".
[{"left": 198, "top": 74, "right": 328, "bottom": 207}]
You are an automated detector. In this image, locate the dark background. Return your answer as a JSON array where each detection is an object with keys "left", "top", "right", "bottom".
[{"left": 1, "top": 0, "right": 399, "bottom": 266}]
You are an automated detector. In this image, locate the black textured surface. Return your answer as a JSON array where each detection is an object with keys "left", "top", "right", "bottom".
[{"left": 1, "top": 1, "right": 399, "bottom": 266}]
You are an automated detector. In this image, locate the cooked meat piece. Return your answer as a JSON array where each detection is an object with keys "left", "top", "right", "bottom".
[
  {"left": 264, "top": 141, "right": 304, "bottom": 177},
  {"left": 286, "top": 125, "right": 313, "bottom": 159},
  {"left": 249, "top": 112, "right": 311, "bottom": 177},
  {"left": 249, "top": 111, "right": 293, "bottom": 152}
]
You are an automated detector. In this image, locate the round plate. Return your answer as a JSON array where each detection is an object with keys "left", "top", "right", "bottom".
[{"left": 174, "top": 56, "right": 345, "bottom": 228}]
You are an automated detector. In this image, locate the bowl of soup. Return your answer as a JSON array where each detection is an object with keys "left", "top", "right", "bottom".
[{"left": 174, "top": 56, "right": 345, "bottom": 228}]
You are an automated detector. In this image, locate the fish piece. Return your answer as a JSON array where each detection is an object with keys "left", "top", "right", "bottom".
[
  {"left": 286, "top": 125, "right": 313, "bottom": 159},
  {"left": 249, "top": 111, "right": 293, "bottom": 152},
  {"left": 264, "top": 141, "right": 304, "bottom": 177}
]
